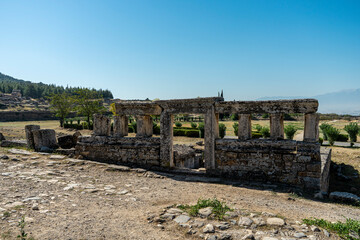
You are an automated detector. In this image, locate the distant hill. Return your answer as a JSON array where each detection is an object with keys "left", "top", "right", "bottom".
[
  {"left": 256, "top": 89, "right": 360, "bottom": 115},
  {"left": 0, "top": 72, "right": 113, "bottom": 99}
]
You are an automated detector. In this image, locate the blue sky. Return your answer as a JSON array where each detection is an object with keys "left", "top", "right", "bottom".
[{"left": 0, "top": 0, "right": 359, "bottom": 100}]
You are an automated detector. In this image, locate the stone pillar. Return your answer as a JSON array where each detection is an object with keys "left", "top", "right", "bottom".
[
  {"left": 270, "top": 113, "right": 284, "bottom": 139},
  {"left": 304, "top": 113, "right": 319, "bottom": 142},
  {"left": 25, "top": 125, "right": 40, "bottom": 149},
  {"left": 32, "top": 129, "right": 58, "bottom": 151},
  {"left": 93, "top": 114, "right": 111, "bottom": 136},
  {"left": 160, "top": 111, "right": 173, "bottom": 167},
  {"left": 238, "top": 114, "right": 252, "bottom": 140},
  {"left": 113, "top": 115, "right": 128, "bottom": 137},
  {"left": 204, "top": 106, "right": 216, "bottom": 170},
  {"left": 136, "top": 115, "right": 153, "bottom": 137},
  {"left": 215, "top": 113, "right": 220, "bottom": 139}
]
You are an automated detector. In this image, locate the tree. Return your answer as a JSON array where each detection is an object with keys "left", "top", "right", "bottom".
[
  {"left": 344, "top": 122, "right": 359, "bottom": 146},
  {"left": 74, "top": 89, "right": 106, "bottom": 125},
  {"left": 50, "top": 92, "right": 74, "bottom": 127}
]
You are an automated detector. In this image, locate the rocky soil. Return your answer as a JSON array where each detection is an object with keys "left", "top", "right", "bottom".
[{"left": 1, "top": 147, "right": 359, "bottom": 240}]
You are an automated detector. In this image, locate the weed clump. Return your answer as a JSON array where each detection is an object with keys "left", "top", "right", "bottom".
[
  {"left": 303, "top": 217, "right": 360, "bottom": 240},
  {"left": 178, "top": 198, "right": 232, "bottom": 220}
]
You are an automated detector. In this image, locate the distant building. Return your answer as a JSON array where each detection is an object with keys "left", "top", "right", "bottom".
[{"left": 11, "top": 89, "right": 22, "bottom": 98}]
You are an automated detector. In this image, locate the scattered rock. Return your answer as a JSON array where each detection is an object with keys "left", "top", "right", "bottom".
[
  {"left": 0, "top": 155, "right": 9, "bottom": 159},
  {"left": 173, "top": 215, "right": 191, "bottom": 224},
  {"left": 199, "top": 207, "right": 213, "bottom": 218},
  {"left": 293, "top": 232, "right": 306, "bottom": 238},
  {"left": 267, "top": 217, "right": 285, "bottom": 226},
  {"left": 238, "top": 217, "right": 253, "bottom": 226},
  {"left": 310, "top": 225, "right": 320, "bottom": 232},
  {"left": 203, "top": 224, "right": 215, "bottom": 233}
]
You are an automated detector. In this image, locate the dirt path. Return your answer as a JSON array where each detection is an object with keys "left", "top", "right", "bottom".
[{"left": 1, "top": 148, "right": 359, "bottom": 239}]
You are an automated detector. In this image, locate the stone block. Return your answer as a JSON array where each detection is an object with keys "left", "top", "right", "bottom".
[
  {"left": 33, "top": 129, "right": 58, "bottom": 151},
  {"left": 93, "top": 114, "right": 111, "bottom": 136},
  {"left": 25, "top": 125, "right": 40, "bottom": 149}
]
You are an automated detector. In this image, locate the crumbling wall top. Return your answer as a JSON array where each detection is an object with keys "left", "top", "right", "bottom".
[
  {"left": 215, "top": 99, "right": 318, "bottom": 114},
  {"left": 155, "top": 97, "right": 224, "bottom": 113},
  {"left": 115, "top": 101, "right": 162, "bottom": 115}
]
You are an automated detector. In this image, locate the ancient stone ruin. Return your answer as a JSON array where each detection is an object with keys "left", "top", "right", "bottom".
[{"left": 75, "top": 97, "right": 331, "bottom": 193}]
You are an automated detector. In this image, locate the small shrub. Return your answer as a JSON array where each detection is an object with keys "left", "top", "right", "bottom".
[
  {"left": 326, "top": 126, "right": 340, "bottom": 146},
  {"left": 252, "top": 132, "right": 262, "bottom": 139},
  {"left": 260, "top": 126, "right": 270, "bottom": 138},
  {"left": 17, "top": 216, "right": 27, "bottom": 240},
  {"left": 320, "top": 123, "right": 331, "bottom": 140},
  {"left": 253, "top": 124, "right": 263, "bottom": 132},
  {"left": 284, "top": 125, "right": 297, "bottom": 140},
  {"left": 319, "top": 137, "right": 323, "bottom": 145},
  {"left": 190, "top": 122, "right": 197, "bottom": 128},
  {"left": 185, "top": 129, "right": 200, "bottom": 138},
  {"left": 153, "top": 122, "right": 160, "bottom": 135},
  {"left": 173, "top": 128, "right": 186, "bottom": 136},
  {"left": 230, "top": 114, "right": 238, "bottom": 121},
  {"left": 175, "top": 122, "right": 182, "bottom": 128},
  {"left": 303, "top": 217, "right": 360, "bottom": 240},
  {"left": 262, "top": 113, "right": 269, "bottom": 119},
  {"left": 337, "top": 133, "right": 349, "bottom": 142},
  {"left": 233, "top": 122, "right": 239, "bottom": 136},
  {"left": 219, "top": 123, "right": 226, "bottom": 139},
  {"left": 198, "top": 122, "right": 205, "bottom": 138},
  {"left": 344, "top": 122, "right": 359, "bottom": 144},
  {"left": 77, "top": 119, "right": 80, "bottom": 125},
  {"left": 130, "top": 121, "right": 137, "bottom": 133},
  {"left": 178, "top": 198, "right": 232, "bottom": 220}
]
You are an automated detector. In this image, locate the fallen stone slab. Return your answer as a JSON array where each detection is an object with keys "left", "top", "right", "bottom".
[
  {"left": 58, "top": 135, "right": 77, "bottom": 149},
  {"left": 105, "top": 165, "right": 131, "bottom": 172},
  {"left": 8, "top": 148, "right": 32, "bottom": 155},
  {"left": 329, "top": 191, "right": 360, "bottom": 204},
  {"left": 1, "top": 140, "right": 27, "bottom": 148}
]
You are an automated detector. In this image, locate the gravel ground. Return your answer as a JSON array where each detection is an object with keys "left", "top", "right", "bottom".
[{"left": 1, "top": 148, "right": 359, "bottom": 240}]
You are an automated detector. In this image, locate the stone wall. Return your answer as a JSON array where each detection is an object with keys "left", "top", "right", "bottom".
[
  {"left": 214, "top": 139, "right": 327, "bottom": 191},
  {"left": 76, "top": 136, "right": 161, "bottom": 166}
]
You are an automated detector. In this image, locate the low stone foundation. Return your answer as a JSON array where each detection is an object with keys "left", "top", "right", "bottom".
[
  {"left": 215, "top": 139, "right": 329, "bottom": 191},
  {"left": 76, "top": 136, "right": 161, "bottom": 166}
]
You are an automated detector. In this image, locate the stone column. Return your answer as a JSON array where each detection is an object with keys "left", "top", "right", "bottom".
[
  {"left": 270, "top": 113, "right": 284, "bottom": 139},
  {"left": 136, "top": 115, "right": 153, "bottom": 137},
  {"left": 113, "top": 115, "right": 128, "bottom": 137},
  {"left": 238, "top": 114, "right": 252, "bottom": 140},
  {"left": 25, "top": 125, "right": 40, "bottom": 149},
  {"left": 215, "top": 113, "right": 220, "bottom": 139},
  {"left": 160, "top": 111, "right": 173, "bottom": 167},
  {"left": 304, "top": 113, "right": 319, "bottom": 142},
  {"left": 93, "top": 114, "right": 111, "bottom": 136},
  {"left": 33, "top": 129, "right": 58, "bottom": 151},
  {"left": 204, "top": 106, "right": 216, "bottom": 170}
]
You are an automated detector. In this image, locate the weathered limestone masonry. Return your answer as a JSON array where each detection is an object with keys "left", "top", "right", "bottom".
[{"left": 75, "top": 97, "right": 331, "bottom": 193}]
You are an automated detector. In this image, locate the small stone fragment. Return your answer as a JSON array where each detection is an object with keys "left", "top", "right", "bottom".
[
  {"left": 267, "top": 217, "right": 285, "bottom": 226},
  {"left": 238, "top": 217, "right": 253, "bottom": 227},
  {"left": 173, "top": 215, "right": 191, "bottom": 224},
  {"left": 203, "top": 224, "right": 215, "bottom": 233}
]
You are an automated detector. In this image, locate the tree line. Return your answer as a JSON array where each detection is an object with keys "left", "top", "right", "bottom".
[
  {"left": 0, "top": 72, "right": 113, "bottom": 99},
  {"left": 50, "top": 89, "right": 107, "bottom": 127}
]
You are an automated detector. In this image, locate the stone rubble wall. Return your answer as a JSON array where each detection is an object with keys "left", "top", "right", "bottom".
[
  {"left": 214, "top": 139, "right": 325, "bottom": 190},
  {"left": 76, "top": 136, "right": 161, "bottom": 166}
]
